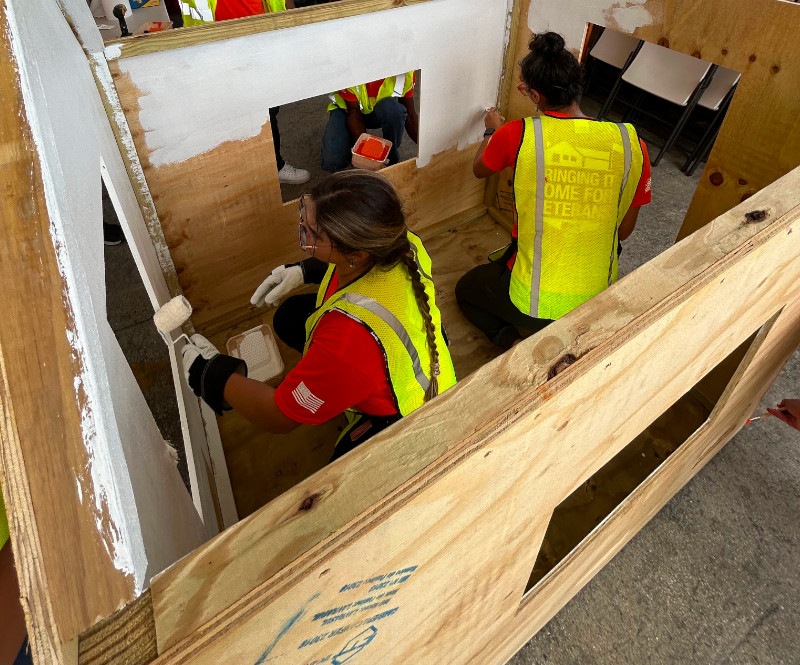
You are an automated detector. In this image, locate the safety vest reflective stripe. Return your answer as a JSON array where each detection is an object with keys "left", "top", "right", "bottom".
[
  {"left": 328, "top": 72, "right": 415, "bottom": 114},
  {"left": 179, "top": 0, "right": 214, "bottom": 22},
  {"left": 335, "top": 293, "right": 431, "bottom": 394},
  {"left": 529, "top": 116, "right": 545, "bottom": 317},
  {"left": 607, "top": 124, "right": 632, "bottom": 287}
]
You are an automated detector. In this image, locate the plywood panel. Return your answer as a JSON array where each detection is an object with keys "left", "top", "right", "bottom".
[
  {"left": 111, "top": 55, "right": 486, "bottom": 332},
  {"left": 131, "top": 166, "right": 800, "bottom": 659},
  {"left": 493, "top": 0, "right": 800, "bottom": 238},
  {"left": 142, "top": 175, "right": 800, "bottom": 664},
  {"left": 0, "top": 4, "right": 134, "bottom": 657}
]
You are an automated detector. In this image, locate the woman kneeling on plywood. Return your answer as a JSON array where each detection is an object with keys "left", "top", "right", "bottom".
[
  {"left": 458, "top": 32, "right": 652, "bottom": 349},
  {"left": 181, "top": 171, "right": 456, "bottom": 460}
]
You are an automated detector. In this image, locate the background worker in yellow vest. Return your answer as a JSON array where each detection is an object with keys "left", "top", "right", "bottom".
[
  {"left": 321, "top": 73, "right": 419, "bottom": 172},
  {"left": 0, "top": 488, "right": 31, "bottom": 665},
  {"left": 178, "top": 0, "right": 288, "bottom": 26},
  {"left": 214, "top": 0, "right": 310, "bottom": 184},
  {"left": 457, "top": 32, "right": 652, "bottom": 349},
  {"left": 180, "top": 171, "right": 455, "bottom": 460}
]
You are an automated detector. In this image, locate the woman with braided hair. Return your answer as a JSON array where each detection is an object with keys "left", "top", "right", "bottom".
[{"left": 181, "top": 171, "right": 456, "bottom": 461}]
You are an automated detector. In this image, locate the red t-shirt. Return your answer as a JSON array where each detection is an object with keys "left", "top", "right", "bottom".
[
  {"left": 338, "top": 74, "right": 415, "bottom": 104},
  {"left": 214, "top": 0, "right": 264, "bottom": 21},
  {"left": 274, "top": 273, "right": 398, "bottom": 425}
]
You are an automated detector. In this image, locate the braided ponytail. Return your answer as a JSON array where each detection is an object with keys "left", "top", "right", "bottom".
[
  {"left": 399, "top": 240, "right": 440, "bottom": 401},
  {"left": 311, "top": 170, "right": 442, "bottom": 401}
]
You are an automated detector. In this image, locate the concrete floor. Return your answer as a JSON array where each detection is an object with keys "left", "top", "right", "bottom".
[{"left": 104, "top": 92, "right": 800, "bottom": 664}]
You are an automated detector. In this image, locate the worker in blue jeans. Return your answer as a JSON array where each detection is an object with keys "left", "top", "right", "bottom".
[{"left": 321, "top": 73, "right": 419, "bottom": 172}]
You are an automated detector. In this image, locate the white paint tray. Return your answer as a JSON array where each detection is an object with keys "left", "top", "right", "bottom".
[{"left": 226, "top": 324, "right": 284, "bottom": 383}]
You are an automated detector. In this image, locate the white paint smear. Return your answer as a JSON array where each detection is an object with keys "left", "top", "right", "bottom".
[
  {"left": 529, "top": 0, "right": 654, "bottom": 50},
  {"left": 118, "top": 0, "right": 509, "bottom": 168}
]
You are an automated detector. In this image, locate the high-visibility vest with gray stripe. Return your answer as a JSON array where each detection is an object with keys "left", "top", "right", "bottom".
[
  {"left": 179, "top": 0, "right": 285, "bottom": 26},
  {"left": 304, "top": 232, "right": 456, "bottom": 417},
  {"left": 510, "top": 115, "right": 644, "bottom": 320},
  {"left": 327, "top": 73, "right": 415, "bottom": 114}
]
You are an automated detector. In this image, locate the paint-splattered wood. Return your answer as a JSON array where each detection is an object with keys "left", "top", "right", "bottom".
[
  {"left": 0, "top": 5, "right": 134, "bottom": 660},
  {"left": 131, "top": 166, "right": 800, "bottom": 661},
  {"left": 107, "top": 55, "right": 485, "bottom": 332},
  {"left": 104, "top": 0, "right": 434, "bottom": 61},
  {"left": 494, "top": 0, "right": 800, "bottom": 240}
]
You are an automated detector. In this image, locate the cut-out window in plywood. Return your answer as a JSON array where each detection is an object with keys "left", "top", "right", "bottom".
[
  {"left": 101, "top": 176, "right": 189, "bottom": 489},
  {"left": 278, "top": 70, "right": 422, "bottom": 202},
  {"left": 522, "top": 310, "right": 782, "bottom": 595}
]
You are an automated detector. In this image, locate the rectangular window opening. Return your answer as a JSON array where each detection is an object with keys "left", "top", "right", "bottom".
[
  {"left": 522, "top": 315, "right": 777, "bottom": 595},
  {"left": 277, "top": 69, "right": 421, "bottom": 203}
]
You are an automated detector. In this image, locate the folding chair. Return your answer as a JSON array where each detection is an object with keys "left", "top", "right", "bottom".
[
  {"left": 681, "top": 67, "right": 741, "bottom": 175},
  {"left": 598, "top": 41, "right": 718, "bottom": 166},
  {"left": 584, "top": 29, "right": 643, "bottom": 94}
]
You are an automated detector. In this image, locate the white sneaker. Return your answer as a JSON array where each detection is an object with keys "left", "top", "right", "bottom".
[{"left": 278, "top": 163, "right": 311, "bottom": 184}]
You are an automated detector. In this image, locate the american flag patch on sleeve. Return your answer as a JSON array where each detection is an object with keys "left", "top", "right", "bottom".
[{"left": 292, "top": 381, "right": 325, "bottom": 413}]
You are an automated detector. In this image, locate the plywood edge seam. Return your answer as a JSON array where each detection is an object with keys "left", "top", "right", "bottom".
[
  {"left": 484, "top": 0, "right": 523, "bottom": 209},
  {"left": 88, "top": 54, "right": 184, "bottom": 309},
  {"left": 103, "top": 0, "right": 434, "bottom": 61},
  {"left": 152, "top": 199, "right": 798, "bottom": 663}
]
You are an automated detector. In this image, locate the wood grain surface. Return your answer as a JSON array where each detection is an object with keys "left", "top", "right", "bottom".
[{"left": 124, "top": 166, "right": 800, "bottom": 663}]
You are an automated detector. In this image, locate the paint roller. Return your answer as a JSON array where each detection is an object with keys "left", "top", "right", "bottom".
[{"left": 153, "top": 296, "right": 193, "bottom": 346}]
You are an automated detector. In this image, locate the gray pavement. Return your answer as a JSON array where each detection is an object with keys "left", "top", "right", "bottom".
[{"left": 104, "top": 92, "right": 800, "bottom": 664}]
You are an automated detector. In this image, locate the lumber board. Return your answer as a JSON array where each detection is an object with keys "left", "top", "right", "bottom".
[
  {"left": 493, "top": 0, "right": 800, "bottom": 240},
  {"left": 104, "top": 0, "right": 434, "bottom": 61},
  {"left": 106, "top": 50, "right": 485, "bottom": 332},
  {"left": 0, "top": 3, "right": 135, "bottom": 658},
  {"left": 122, "top": 165, "right": 800, "bottom": 663}
]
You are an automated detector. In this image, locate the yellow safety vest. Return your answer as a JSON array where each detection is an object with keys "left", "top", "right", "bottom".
[
  {"left": 327, "top": 73, "right": 416, "bottom": 114},
  {"left": 304, "top": 232, "right": 456, "bottom": 417},
  {"left": 179, "top": 0, "right": 216, "bottom": 25},
  {"left": 510, "top": 115, "right": 644, "bottom": 320},
  {"left": 181, "top": 0, "right": 284, "bottom": 26}
]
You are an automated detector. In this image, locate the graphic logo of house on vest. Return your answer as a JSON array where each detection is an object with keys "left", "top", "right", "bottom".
[{"left": 332, "top": 626, "right": 378, "bottom": 664}]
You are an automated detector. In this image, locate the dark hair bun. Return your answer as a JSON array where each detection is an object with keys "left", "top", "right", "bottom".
[{"left": 530, "top": 32, "right": 565, "bottom": 57}]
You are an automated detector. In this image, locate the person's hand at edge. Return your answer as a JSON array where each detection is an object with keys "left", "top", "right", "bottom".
[{"left": 767, "top": 399, "right": 800, "bottom": 431}]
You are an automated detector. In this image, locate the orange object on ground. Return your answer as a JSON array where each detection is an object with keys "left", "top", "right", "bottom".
[{"left": 356, "top": 136, "right": 390, "bottom": 161}]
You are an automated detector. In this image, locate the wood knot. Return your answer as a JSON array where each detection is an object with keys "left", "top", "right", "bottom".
[
  {"left": 298, "top": 493, "right": 321, "bottom": 512},
  {"left": 658, "top": 37, "right": 669, "bottom": 48},
  {"left": 738, "top": 178, "right": 748, "bottom": 186},
  {"left": 771, "top": 65, "right": 780, "bottom": 74},
  {"left": 709, "top": 172, "right": 724, "bottom": 186},
  {"left": 744, "top": 209, "right": 767, "bottom": 224},
  {"left": 749, "top": 54, "right": 757, "bottom": 62},
  {"left": 721, "top": 48, "right": 728, "bottom": 55},
  {"left": 740, "top": 192, "right": 753, "bottom": 203},
  {"left": 691, "top": 50, "right": 702, "bottom": 59},
  {"left": 548, "top": 353, "right": 577, "bottom": 380}
]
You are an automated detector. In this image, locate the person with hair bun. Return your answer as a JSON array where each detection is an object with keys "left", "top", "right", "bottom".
[
  {"left": 181, "top": 171, "right": 456, "bottom": 461},
  {"left": 457, "top": 31, "right": 652, "bottom": 349}
]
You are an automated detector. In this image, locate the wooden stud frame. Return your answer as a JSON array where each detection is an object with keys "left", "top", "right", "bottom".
[{"left": 2, "top": 0, "right": 800, "bottom": 663}]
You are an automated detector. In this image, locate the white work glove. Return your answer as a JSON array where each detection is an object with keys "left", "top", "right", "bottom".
[{"left": 250, "top": 265, "right": 304, "bottom": 308}]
